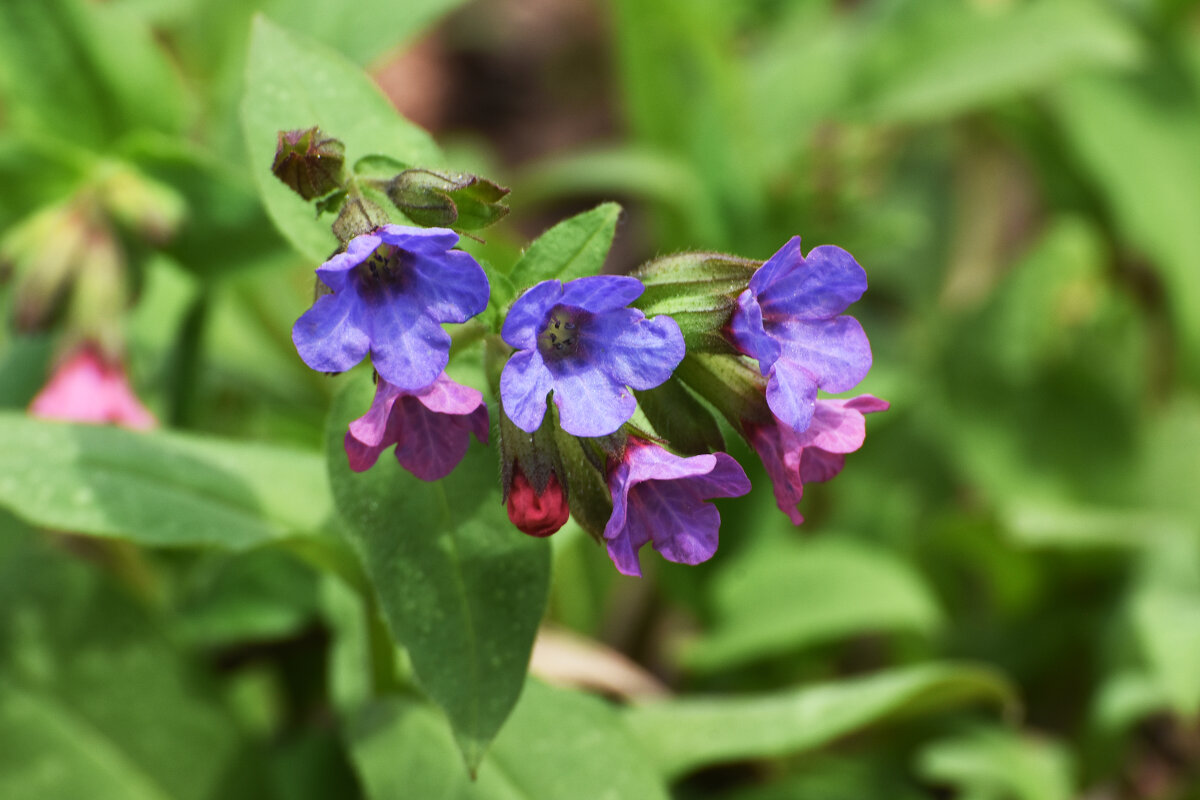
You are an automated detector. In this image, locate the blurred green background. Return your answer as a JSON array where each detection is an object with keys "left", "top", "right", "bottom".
[{"left": 2, "top": 0, "right": 1200, "bottom": 797}]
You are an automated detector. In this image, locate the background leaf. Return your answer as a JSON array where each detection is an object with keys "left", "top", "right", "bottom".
[{"left": 0, "top": 413, "right": 332, "bottom": 548}]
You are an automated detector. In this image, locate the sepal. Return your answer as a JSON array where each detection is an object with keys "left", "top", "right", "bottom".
[
  {"left": 271, "top": 127, "right": 346, "bottom": 200},
  {"left": 386, "top": 169, "right": 510, "bottom": 230}
]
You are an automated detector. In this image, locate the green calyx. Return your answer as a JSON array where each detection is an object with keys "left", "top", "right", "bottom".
[{"left": 630, "top": 252, "right": 759, "bottom": 353}]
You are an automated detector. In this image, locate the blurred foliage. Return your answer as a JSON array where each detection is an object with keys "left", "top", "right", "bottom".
[{"left": 2, "top": 0, "right": 1200, "bottom": 797}]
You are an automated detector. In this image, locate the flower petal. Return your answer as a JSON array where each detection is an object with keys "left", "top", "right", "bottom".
[
  {"left": 292, "top": 288, "right": 371, "bottom": 374},
  {"left": 502, "top": 280, "right": 562, "bottom": 350},
  {"left": 756, "top": 244, "right": 867, "bottom": 321},
  {"left": 728, "top": 288, "right": 781, "bottom": 372},
  {"left": 378, "top": 225, "right": 460, "bottom": 255},
  {"left": 748, "top": 236, "right": 803, "bottom": 296},
  {"left": 367, "top": 285, "right": 450, "bottom": 391},
  {"left": 559, "top": 275, "right": 644, "bottom": 313},
  {"left": 500, "top": 349, "right": 555, "bottom": 433},
  {"left": 765, "top": 358, "right": 819, "bottom": 433},
  {"left": 315, "top": 233, "right": 380, "bottom": 291},
  {"left": 347, "top": 380, "right": 403, "bottom": 447},
  {"left": 407, "top": 249, "right": 490, "bottom": 323},
  {"left": 392, "top": 396, "right": 479, "bottom": 481},
  {"left": 748, "top": 424, "right": 807, "bottom": 524},
  {"left": 551, "top": 366, "right": 636, "bottom": 437},
  {"left": 413, "top": 372, "right": 485, "bottom": 416},
  {"left": 588, "top": 309, "right": 684, "bottom": 391},
  {"left": 772, "top": 315, "right": 872, "bottom": 393}
]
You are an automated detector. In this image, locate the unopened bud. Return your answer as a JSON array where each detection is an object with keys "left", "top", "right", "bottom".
[
  {"left": 272, "top": 127, "right": 346, "bottom": 200},
  {"left": 97, "top": 164, "right": 186, "bottom": 244},
  {"left": 331, "top": 194, "right": 390, "bottom": 245},
  {"left": 506, "top": 467, "right": 569, "bottom": 537},
  {"left": 4, "top": 203, "right": 91, "bottom": 332},
  {"left": 386, "top": 169, "right": 510, "bottom": 230},
  {"left": 631, "top": 252, "right": 759, "bottom": 351}
]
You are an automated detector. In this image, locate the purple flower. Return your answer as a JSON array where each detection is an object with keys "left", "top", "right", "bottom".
[
  {"left": 747, "top": 395, "right": 888, "bottom": 524},
  {"left": 292, "top": 225, "right": 489, "bottom": 392},
  {"left": 604, "top": 438, "right": 751, "bottom": 577},
  {"left": 344, "top": 372, "right": 489, "bottom": 481},
  {"left": 499, "top": 275, "right": 684, "bottom": 438},
  {"left": 727, "top": 237, "right": 872, "bottom": 434}
]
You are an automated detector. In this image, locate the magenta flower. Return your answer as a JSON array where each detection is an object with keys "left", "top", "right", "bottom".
[
  {"left": 30, "top": 347, "right": 156, "bottom": 430},
  {"left": 747, "top": 395, "right": 888, "bottom": 524},
  {"left": 292, "top": 225, "right": 489, "bottom": 392},
  {"left": 499, "top": 275, "right": 684, "bottom": 438},
  {"left": 727, "top": 237, "right": 872, "bottom": 434},
  {"left": 604, "top": 438, "right": 751, "bottom": 577},
  {"left": 344, "top": 372, "right": 489, "bottom": 481}
]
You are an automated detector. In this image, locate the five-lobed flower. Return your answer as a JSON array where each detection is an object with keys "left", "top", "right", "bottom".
[
  {"left": 727, "top": 237, "right": 872, "bottom": 435},
  {"left": 604, "top": 438, "right": 751, "bottom": 577},
  {"left": 499, "top": 275, "right": 684, "bottom": 438},
  {"left": 292, "top": 224, "right": 489, "bottom": 392},
  {"left": 344, "top": 372, "right": 489, "bottom": 481}
]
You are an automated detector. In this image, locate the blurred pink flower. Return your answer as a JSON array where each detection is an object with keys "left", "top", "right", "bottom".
[{"left": 29, "top": 347, "right": 155, "bottom": 430}]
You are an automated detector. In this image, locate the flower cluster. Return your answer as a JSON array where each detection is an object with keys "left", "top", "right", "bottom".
[{"left": 281, "top": 130, "right": 883, "bottom": 577}]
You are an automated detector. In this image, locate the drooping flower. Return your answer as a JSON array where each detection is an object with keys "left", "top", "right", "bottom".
[
  {"left": 344, "top": 372, "right": 488, "bottom": 481},
  {"left": 292, "top": 225, "right": 489, "bottom": 392},
  {"left": 727, "top": 237, "right": 872, "bottom": 434},
  {"left": 30, "top": 346, "right": 155, "bottom": 430},
  {"left": 506, "top": 467, "right": 570, "bottom": 537},
  {"left": 747, "top": 395, "right": 888, "bottom": 524},
  {"left": 500, "top": 275, "right": 684, "bottom": 438},
  {"left": 604, "top": 438, "right": 751, "bottom": 577}
]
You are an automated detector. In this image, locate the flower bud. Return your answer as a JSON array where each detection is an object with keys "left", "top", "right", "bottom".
[
  {"left": 499, "top": 396, "right": 570, "bottom": 537},
  {"left": 4, "top": 203, "right": 92, "bottom": 333},
  {"left": 271, "top": 127, "right": 346, "bottom": 200},
  {"left": 97, "top": 164, "right": 186, "bottom": 244},
  {"left": 631, "top": 252, "right": 759, "bottom": 353},
  {"left": 506, "top": 467, "right": 569, "bottom": 537},
  {"left": 386, "top": 169, "right": 510, "bottom": 230},
  {"left": 673, "top": 352, "right": 774, "bottom": 435}
]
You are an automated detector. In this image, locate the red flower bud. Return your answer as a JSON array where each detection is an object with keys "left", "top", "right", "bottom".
[{"left": 506, "top": 468, "right": 569, "bottom": 537}]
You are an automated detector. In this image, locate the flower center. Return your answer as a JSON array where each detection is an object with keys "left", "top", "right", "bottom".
[
  {"left": 357, "top": 245, "right": 412, "bottom": 293},
  {"left": 537, "top": 306, "right": 587, "bottom": 360}
]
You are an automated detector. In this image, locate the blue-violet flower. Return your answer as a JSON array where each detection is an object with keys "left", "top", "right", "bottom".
[
  {"left": 604, "top": 438, "right": 751, "bottom": 577},
  {"left": 292, "top": 225, "right": 489, "bottom": 391},
  {"left": 727, "top": 237, "right": 872, "bottom": 434},
  {"left": 344, "top": 372, "right": 489, "bottom": 481},
  {"left": 499, "top": 275, "right": 684, "bottom": 438},
  {"left": 747, "top": 395, "right": 888, "bottom": 524}
]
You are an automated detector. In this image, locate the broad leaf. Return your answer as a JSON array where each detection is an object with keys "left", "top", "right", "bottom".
[
  {"left": 685, "top": 538, "right": 943, "bottom": 672},
  {"left": 506, "top": 203, "right": 621, "bottom": 290},
  {"left": 623, "top": 663, "right": 1015, "bottom": 778},
  {"left": 348, "top": 681, "right": 668, "bottom": 799},
  {"left": 326, "top": 371, "right": 550, "bottom": 770},
  {"left": 916, "top": 726, "right": 1075, "bottom": 800},
  {"left": 857, "top": 0, "right": 1141, "bottom": 123},
  {"left": 0, "top": 413, "right": 332, "bottom": 548},
  {"left": 241, "top": 16, "right": 442, "bottom": 263}
]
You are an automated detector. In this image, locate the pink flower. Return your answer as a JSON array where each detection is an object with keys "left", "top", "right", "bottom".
[
  {"left": 344, "top": 372, "right": 489, "bottom": 481},
  {"left": 29, "top": 347, "right": 155, "bottom": 430},
  {"left": 747, "top": 395, "right": 888, "bottom": 524},
  {"left": 604, "top": 438, "right": 751, "bottom": 577}
]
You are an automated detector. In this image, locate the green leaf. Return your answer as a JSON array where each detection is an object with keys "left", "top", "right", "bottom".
[
  {"left": 623, "top": 662, "right": 1016, "bottom": 778},
  {"left": 326, "top": 371, "right": 550, "bottom": 770},
  {"left": 347, "top": 681, "right": 669, "bottom": 799},
  {"left": 506, "top": 203, "right": 621, "bottom": 290},
  {"left": 0, "top": 527, "right": 260, "bottom": 800},
  {"left": 0, "top": 413, "right": 332, "bottom": 548},
  {"left": 1129, "top": 537, "right": 1200, "bottom": 715},
  {"left": 1053, "top": 71, "right": 1200, "bottom": 375},
  {"left": 0, "top": 0, "right": 190, "bottom": 146},
  {"left": 684, "top": 538, "right": 942, "bottom": 673},
  {"left": 241, "top": 16, "right": 442, "bottom": 263},
  {"left": 915, "top": 726, "right": 1075, "bottom": 800},
  {"left": 857, "top": 0, "right": 1142, "bottom": 123}
]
